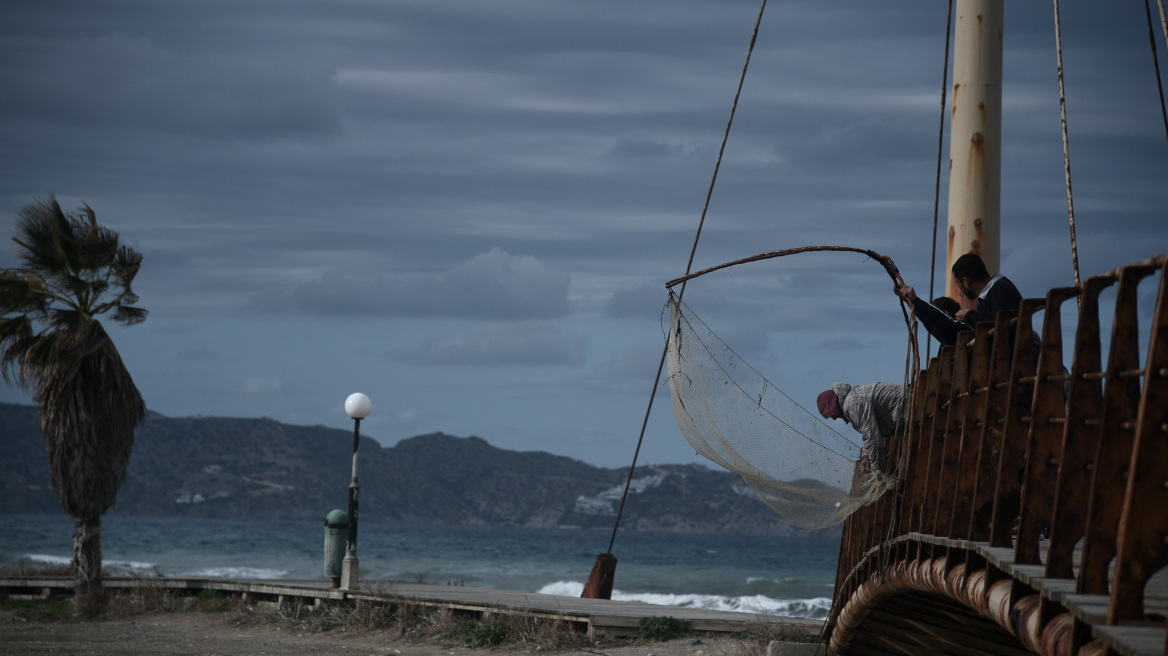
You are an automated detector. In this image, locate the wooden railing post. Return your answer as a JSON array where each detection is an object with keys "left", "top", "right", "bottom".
[
  {"left": 971, "top": 314, "right": 1014, "bottom": 543},
  {"left": 1108, "top": 259, "right": 1168, "bottom": 623},
  {"left": 949, "top": 331, "right": 982, "bottom": 540},
  {"left": 1079, "top": 263, "right": 1158, "bottom": 595},
  {"left": 905, "top": 359, "right": 941, "bottom": 539},
  {"left": 921, "top": 348, "right": 955, "bottom": 544},
  {"left": 936, "top": 332, "right": 973, "bottom": 538},
  {"left": 1015, "top": 287, "right": 1078, "bottom": 566},
  {"left": 1045, "top": 275, "right": 1113, "bottom": 580},
  {"left": 989, "top": 301, "right": 1041, "bottom": 547}
]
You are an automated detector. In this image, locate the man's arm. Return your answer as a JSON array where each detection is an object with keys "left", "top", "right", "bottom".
[
  {"left": 896, "top": 284, "right": 963, "bottom": 346},
  {"left": 844, "top": 396, "right": 885, "bottom": 472}
]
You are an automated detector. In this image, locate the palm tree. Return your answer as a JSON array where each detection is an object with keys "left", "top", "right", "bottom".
[{"left": 0, "top": 195, "right": 147, "bottom": 617}]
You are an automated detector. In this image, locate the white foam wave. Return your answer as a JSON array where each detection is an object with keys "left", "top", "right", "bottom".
[
  {"left": 538, "top": 580, "right": 584, "bottom": 596},
  {"left": 183, "top": 566, "right": 289, "bottom": 579},
  {"left": 22, "top": 553, "right": 71, "bottom": 566},
  {"left": 22, "top": 554, "right": 157, "bottom": 572},
  {"left": 536, "top": 581, "right": 830, "bottom": 619}
]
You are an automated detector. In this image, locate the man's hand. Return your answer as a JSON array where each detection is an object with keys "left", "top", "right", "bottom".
[
  {"left": 859, "top": 456, "right": 871, "bottom": 473},
  {"left": 955, "top": 308, "right": 970, "bottom": 323},
  {"left": 895, "top": 284, "right": 917, "bottom": 303}
]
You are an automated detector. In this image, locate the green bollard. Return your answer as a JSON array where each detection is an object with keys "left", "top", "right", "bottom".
[{"left": 324, "top": 509, "right": 348, "bottom": 588}]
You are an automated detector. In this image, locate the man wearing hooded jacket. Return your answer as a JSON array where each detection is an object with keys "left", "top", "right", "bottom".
[{"left": 817, "top": 382, "right": 909, "bottom": 474}]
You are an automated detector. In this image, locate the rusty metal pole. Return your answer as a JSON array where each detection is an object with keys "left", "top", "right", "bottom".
[{"left": 946, "top": 0, "right": 1003, "bottom": 307}]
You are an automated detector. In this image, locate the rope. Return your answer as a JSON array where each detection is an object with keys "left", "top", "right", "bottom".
[
  {"left": 604, "top": 0, "right": 769, "bottom": 555},
  {"left": 1145, "top": 0, "right": 1168, "bottom": 142},
  {"left": 1052, "top": 0, "right": 1082, "bottom": 294},
  {"left": 1159, "top": 0, "right": 1168, "bottom": 52},
  {"left": 927, "top": 0, "right": 955, "bottom": 362}
]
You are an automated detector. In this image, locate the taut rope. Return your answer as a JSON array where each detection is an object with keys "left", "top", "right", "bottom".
[
  {"left": 1053, "top": 0, "right": 1082, "bottom": 295},
  {"left": 603, "top": 0, "right": 770, "bottom": 556}
]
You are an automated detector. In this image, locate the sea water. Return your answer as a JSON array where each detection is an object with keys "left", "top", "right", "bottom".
[{"left": 0, "top": 514, "right": 837, "bottom": 619}]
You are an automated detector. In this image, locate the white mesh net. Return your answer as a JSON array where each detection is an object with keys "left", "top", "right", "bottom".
[{"left": 665, "top": 293, "right": 893, "bottom": 530}]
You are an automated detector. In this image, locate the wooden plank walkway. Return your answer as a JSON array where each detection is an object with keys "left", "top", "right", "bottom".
[{"left": 0, "top": 576, "right": 824, "bottom": 640}]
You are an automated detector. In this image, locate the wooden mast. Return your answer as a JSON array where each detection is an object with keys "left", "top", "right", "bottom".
[{"left": 945, "top": 0, "right": 1003, "bottom": 307}]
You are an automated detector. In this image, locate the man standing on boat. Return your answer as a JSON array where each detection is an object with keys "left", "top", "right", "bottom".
[
  {"left": 816, "top": 382, "right": 909, "bottom": 474},
  {"left": 894, "top": 253, "right": 1022, "bottom": 346}
]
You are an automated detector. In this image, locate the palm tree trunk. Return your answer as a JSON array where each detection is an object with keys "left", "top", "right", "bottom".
[{"left": 72, "top": 515, "right": 103, "bottom": 617}]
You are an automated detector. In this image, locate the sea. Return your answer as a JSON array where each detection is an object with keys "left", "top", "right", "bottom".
[{"left": 0, "top": 514, "right": 838, "bottom": 620}]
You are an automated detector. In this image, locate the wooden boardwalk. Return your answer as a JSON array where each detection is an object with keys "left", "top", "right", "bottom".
[
  {"left": 827, "top": 253, "right": 1168, "bottom": 656},
  {"left": 0, "top": 575, "right": 822, "bottom": 640}
]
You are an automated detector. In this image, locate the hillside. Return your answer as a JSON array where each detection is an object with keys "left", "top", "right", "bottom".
[{"left": 0, "top": 403, "right": 838, "bottom": 538}]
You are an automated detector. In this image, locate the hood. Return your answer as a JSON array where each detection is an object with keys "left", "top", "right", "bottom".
[{"left": 831, "top": 382, "right": 852, "bottom": 424}]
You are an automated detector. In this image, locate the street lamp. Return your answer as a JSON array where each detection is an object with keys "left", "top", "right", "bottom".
[{"left": 341, "top": 392, "right": 371, "bottom": 590}]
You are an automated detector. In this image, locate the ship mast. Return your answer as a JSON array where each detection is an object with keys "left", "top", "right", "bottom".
[{"left": 945, "top": 0, "right": 1003, "bottom": 306}]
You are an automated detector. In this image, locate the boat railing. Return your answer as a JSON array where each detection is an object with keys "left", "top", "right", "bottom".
[{"left": 826, "top": 252, "right": 1168, "bottom": 656}]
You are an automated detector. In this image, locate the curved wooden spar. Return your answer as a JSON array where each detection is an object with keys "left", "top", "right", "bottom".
[
  {"left": 664, "top": 245, "right": 905, "bottom": 289},
  {"left": 664, "top": 245, "right": 920, "bottom": 401}
]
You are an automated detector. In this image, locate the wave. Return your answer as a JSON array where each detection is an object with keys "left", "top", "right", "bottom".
[
  {"left": 179, "top": 566, "right": 290, "bottom": 579},
  {"left": 16, "top": 554, "right": 287, "bottom": 580},
  {"left": 536, "top": 580, "right": 831, "bottom": 619},
  {"left": 22, "top": 553, "right": 158, "bottom": 573},
  {"left": 22, "top": 553, "right": 71, "bottom": 566}
]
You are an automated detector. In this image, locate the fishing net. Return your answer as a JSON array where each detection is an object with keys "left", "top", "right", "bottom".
[{"left": 665, "top": 293, "right": 894, "bottom": 530}]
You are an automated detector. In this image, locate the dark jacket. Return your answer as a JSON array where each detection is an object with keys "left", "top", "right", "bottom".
[{"left": 913, "top": 274, "right": 1022, "bottom": 345}]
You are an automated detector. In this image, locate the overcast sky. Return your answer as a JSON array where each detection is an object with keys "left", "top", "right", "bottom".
[{"left": 2, "top": 1, "right": 1166, "bottom": 468}]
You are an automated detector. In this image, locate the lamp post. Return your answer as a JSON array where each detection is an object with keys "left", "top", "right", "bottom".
[{"left": 341, "top": 392, "right": 370, "bottom": 590}]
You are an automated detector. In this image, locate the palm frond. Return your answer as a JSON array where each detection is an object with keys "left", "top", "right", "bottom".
[
  {"left": 0, "top": 316, "right": 37, "bottom": 387},
  {"left": 14, "top": 196, "right": 74, "bottom": 274},
  {"left": 38, "top": 321, "right": 144, "bottom": 518},
  {"left": 111, "top": 305, "right": 148, "bottom": 326}
]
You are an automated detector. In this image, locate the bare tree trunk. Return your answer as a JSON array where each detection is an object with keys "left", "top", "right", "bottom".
[{"left": 72, "top": 515, "right": 103, "bottom": 617}]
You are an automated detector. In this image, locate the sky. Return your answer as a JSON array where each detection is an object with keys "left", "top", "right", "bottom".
[{"left": 1, "top": 1, "right": 1166, "bottom": 469}]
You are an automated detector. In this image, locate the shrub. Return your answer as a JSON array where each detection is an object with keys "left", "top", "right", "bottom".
[
  {"left": 455, "top": 617, "right": 509, "bottom": 647},
  {"left": 638, "top": 615, "right": 690, "bottom": 641}
]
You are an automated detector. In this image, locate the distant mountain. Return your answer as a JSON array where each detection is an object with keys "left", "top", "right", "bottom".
[{"left": 0, "top": 403, "right": 839, "bottom": 538}]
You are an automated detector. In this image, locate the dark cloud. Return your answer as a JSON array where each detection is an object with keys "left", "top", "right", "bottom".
[
  {"left": 0, "top": 1, "right": 1163, "bottom": 467},
  {"left": 252, "top": 248, "right": 571, "bottom": 319},
  {"left": 606, "top": 138, "right": 699, "bottom": 160},
  {"left": 176, "top": 347, "right": 218, "bottom": 361},
  {"left": 582, "top": 343, "right": 661, "bottom": 394},
  {"left": 605, "top": 284, "right": 671, "bottom": 319},
  {"left": 389, "top": 321, "right": 586, "bottom": 367},
  {"left": 818, "top": 337, "right": 882, "bottom": 351},
  {"left": 0, "top": 33, "right": 342, "bottom": 140}
]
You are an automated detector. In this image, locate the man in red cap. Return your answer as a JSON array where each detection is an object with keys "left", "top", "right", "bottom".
[{"left": 817, "top": 382, "right": 909, "bottom": 473}]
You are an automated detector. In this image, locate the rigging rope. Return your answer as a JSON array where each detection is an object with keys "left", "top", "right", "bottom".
[
  {"left": 1145, "top": 0, "right": 1168, "bottom": 142},
  {"left": 927, "top": 0, "right": 955, "bottom": 362},
  {"left": 1159, "top": 0, "right": 1168, "bottom": 52},
  {"left": 603, "top": 0, "right": 769, "bottom": 555},
  {"left": 1052, "top": 0, "right": 1082, "bottom": 294}
]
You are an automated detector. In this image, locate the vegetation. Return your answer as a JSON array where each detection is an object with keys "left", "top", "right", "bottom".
[
  {"left": 738, "top": 620, "right": 820, "bottom": 645},
  {"left": 452, "top": 616, "right": 510, "bottom": 647},
  {"left": 639, "top": 615, "right": 691, "bottom": 641},
  {"left": 0, "top": 195, "right": 147, "bottom": 617},
  {"left": 2, "top": 576, "right": 830, "bottom": 654}
]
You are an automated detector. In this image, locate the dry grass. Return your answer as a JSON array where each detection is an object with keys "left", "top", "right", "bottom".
[
  {"left": 0, "top": 558, "right": 76, "bottom": 577},
  {"left": 729, "top": 619, "right": 821, "bottom": 656},
  {"left": 260, "top": 579, "right": 589, "bottom": 651},
  {"left": 3, "top": 572, "right": 816, "bottom": 655}
]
